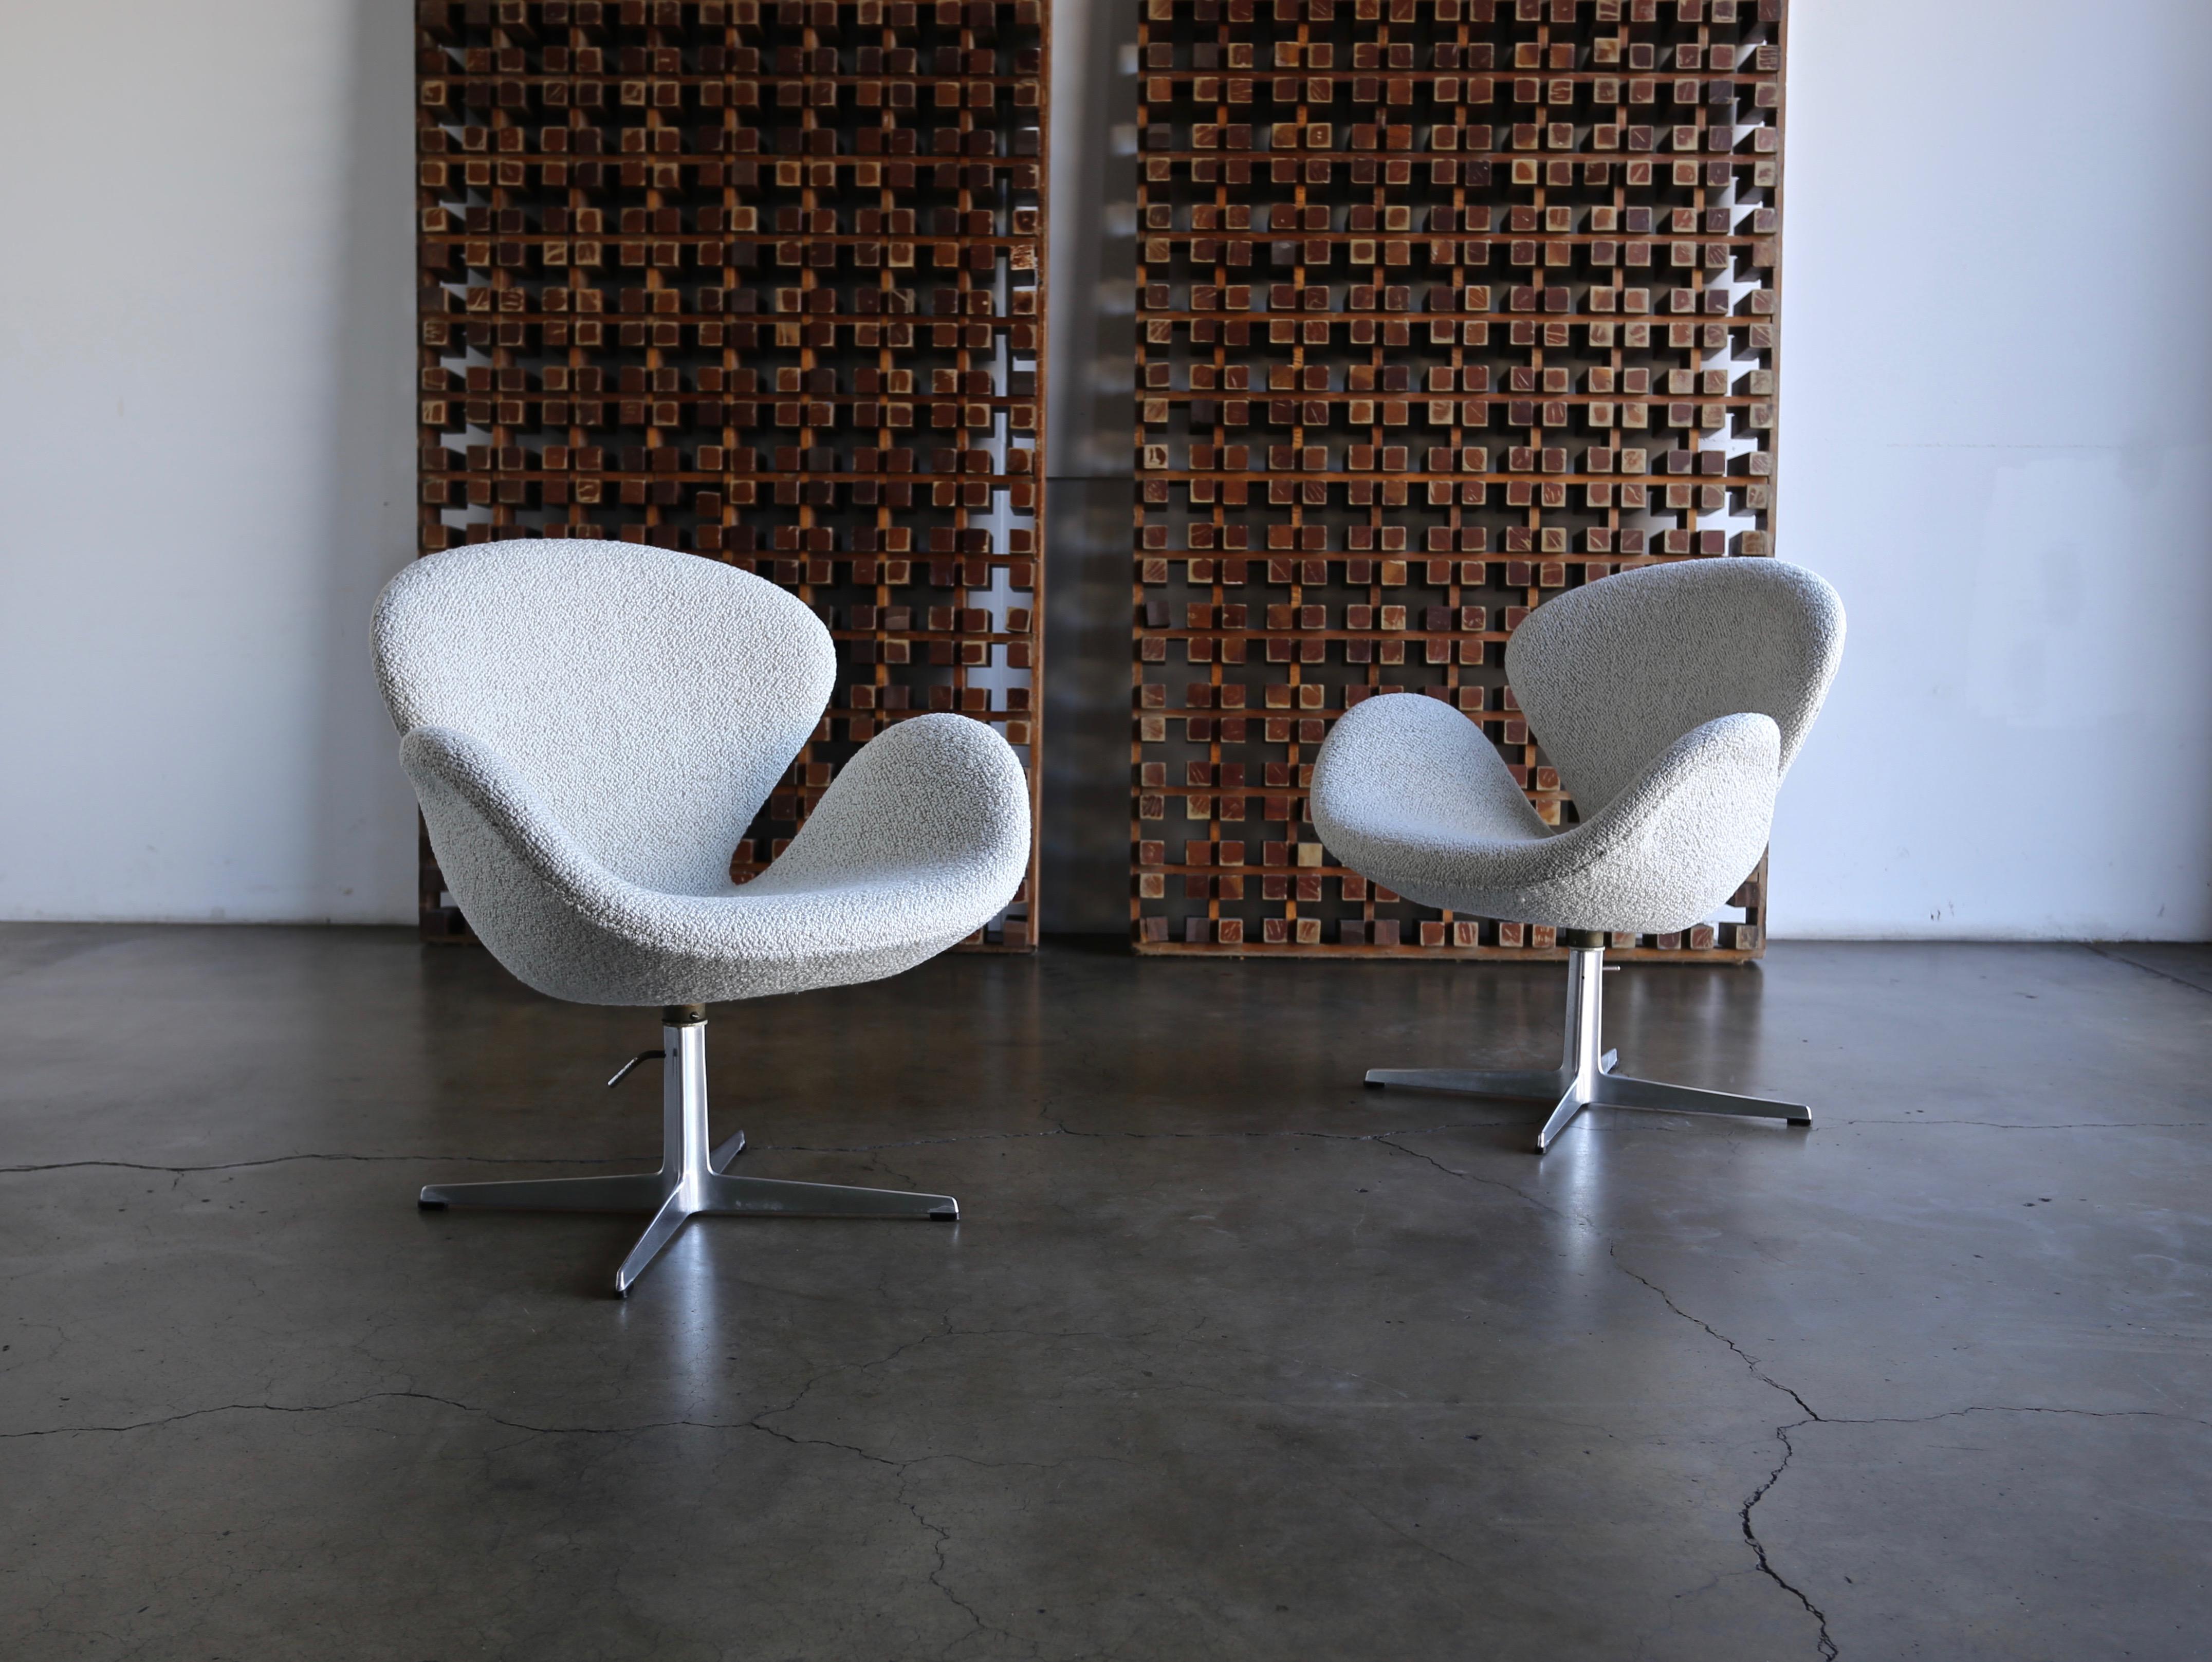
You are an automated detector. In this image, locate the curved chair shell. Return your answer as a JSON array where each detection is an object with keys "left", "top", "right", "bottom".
[
  {"left": 1504, "top": 557, "right": 1844, "bottom": 817},
  {"left": 375, "top": 540, "right": 835, "bottom": 897},
  {"left": 376, "top": 542, "right": 1031, "bottom": 1006},
  {"left": 1311, "top": 560, "right": 1841, "bottom": 935}
]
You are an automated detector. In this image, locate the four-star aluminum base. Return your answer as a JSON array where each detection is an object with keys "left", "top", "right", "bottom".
[
  {"left": 1365, "top": 933, "right": 1813, "bottom": 1153},
  {"left": 419, "top": 1005, "right": 957, "bottom": 1295}
]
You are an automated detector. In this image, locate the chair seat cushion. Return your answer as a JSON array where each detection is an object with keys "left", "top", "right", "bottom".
[{"left": 405, "top": 713, "right": 1030, "bottom": 1006}]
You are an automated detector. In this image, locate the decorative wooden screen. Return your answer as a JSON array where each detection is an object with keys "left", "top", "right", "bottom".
[
  {"left": 415, "top": 0, "right": 1047, "bottom": 948},
  {"left": 1131, "top": 0, "right": 1781, "bottom": 958}
]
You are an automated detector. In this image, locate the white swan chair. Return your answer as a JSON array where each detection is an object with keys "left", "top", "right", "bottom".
[
  {"left": 373, "top": 540, "right": 1031, "bottom": 1291},
  {"left": 1311, "top": 558, "right": 1844, "bottom": 1152}
]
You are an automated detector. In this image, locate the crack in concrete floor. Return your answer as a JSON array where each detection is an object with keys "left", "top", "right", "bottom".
[{"left": 9, "top": 1110, "right": 2204, "bottom": 1660}]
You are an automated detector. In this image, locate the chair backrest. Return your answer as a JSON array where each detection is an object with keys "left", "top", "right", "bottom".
[
  {"left": 373, "top": 540, "right": 834, "bottom": 896},
  {"left": 1504, "top": 558, "right": 1844, "bottom": 818}
]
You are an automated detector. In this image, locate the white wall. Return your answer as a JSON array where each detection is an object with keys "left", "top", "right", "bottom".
[
  {"left": 1773, "top": 0, "right": 2212, "bottom": 937},
  {"left": 1, "top": 0, "right": 2206, "bottom": 937},
  {"left": 0, "top": 0, "right": 420, "bottom": 923}
]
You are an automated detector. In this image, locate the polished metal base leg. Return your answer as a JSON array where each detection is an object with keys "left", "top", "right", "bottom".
[
  {"left": 1365, "top": 1064, "right": 1581, "bottom": 1098},
  {"left": 1363, "top": 943, "right": 1810, "bottom": 1153},
  {"left": 1590, "top": 1071, "right": 1812, "bottom": 1124},
  {"left": 614, "top": 1188, "right": 695, "bottom": 1295},
  {"left": 1532, "top": 1082, "right": 1585, "bottom": 1152},
  {"left": 419, "top": 1009, "right": 957, "bottom": 1295},
  {"left": 1365, "top": 1050, "right": 1614, "bottom": 1100},
  {"left": 698, "top": 1172, "right": 958, "bottom": 1219},
  {"left": 419, "top": 1172, "right": 669, "bottom": 1212}
]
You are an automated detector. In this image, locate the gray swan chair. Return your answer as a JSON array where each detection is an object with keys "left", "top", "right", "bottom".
[
  {"left": 374, "top": 540, "right": 1032, "bottom": 1291},
  {"left": 1311, "top": 558, "right": 1844, "bottom": 1153}
]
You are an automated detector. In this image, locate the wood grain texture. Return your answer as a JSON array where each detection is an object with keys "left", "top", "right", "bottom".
[
  {"left": 415, "top": 0, "right": 1047, "bottom": 950},
  {"left": 1132, "top": 0, "right": 1783, "bottom": 960}
]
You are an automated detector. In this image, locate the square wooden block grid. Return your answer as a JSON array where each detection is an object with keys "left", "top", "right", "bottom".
[
  {"left": 1132, "top": 0, "right": 1785, "bottom": 958},
  {"left": 415, "top": 0, "right": 1047, "bottom": 949}
]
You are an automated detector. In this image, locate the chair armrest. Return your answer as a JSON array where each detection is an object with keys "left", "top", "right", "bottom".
[
  {"left": 1547, "top": 711, "right": 1781, "bottom": 931},
  {"left": 1311, "top": 690, "right": 1549, "bottom": 868},
  {"left": 744, "top": 713, "right": 1031, "bottom": 912}
]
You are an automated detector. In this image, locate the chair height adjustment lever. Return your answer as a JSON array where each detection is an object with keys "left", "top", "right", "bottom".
[{"left": 606, "top": 1049, "right": 665, "bottom": 1088}]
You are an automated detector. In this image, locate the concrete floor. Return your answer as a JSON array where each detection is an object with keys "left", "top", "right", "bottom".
[{"left": 3, "top": 928, "right": 2209, "bottom": 1660}]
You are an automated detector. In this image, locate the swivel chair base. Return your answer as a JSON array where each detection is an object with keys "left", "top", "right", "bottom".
[
  {"left": 1365, "top": 936, "right": 1812, "bottom": 1153},
  {"left": 420, "top": 1006, "right": 957, "bottom": 1295}
]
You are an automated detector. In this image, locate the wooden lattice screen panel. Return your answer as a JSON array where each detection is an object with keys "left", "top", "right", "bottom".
[
  {"left": 1131, "top": 0, "right": 1781, "bottom": 958},
  {"left": 415, "top": 0, "right": 1046, "bottom": 948}
]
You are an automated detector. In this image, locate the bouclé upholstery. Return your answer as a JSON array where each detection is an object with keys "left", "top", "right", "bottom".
[
  {"left": 373, "top": 540, "right": 1031, "bottom": 1005},
  {"left": 1311, "top": 559, "right": 1843, "bottom": 934}
]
